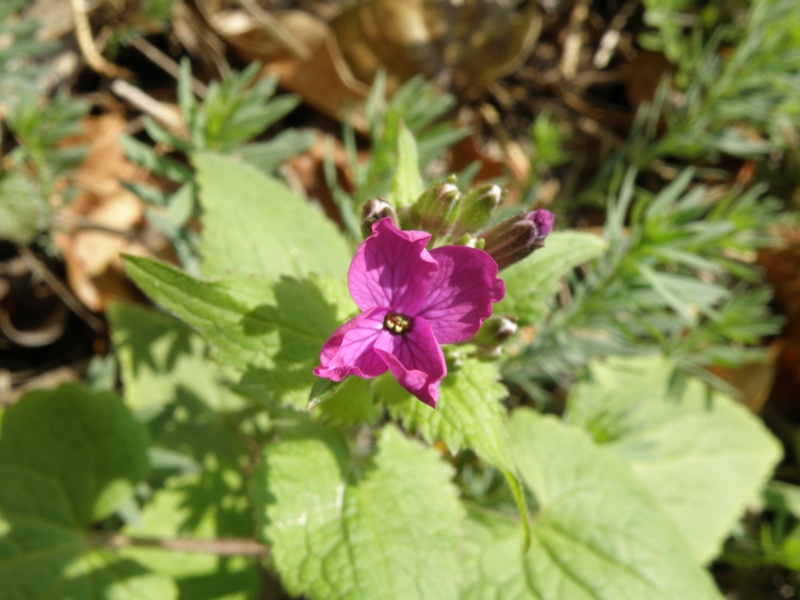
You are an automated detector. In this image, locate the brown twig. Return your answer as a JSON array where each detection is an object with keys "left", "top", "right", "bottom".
[
  {"left": 110, "top": 79, "right": 187, "bottom": 136},
  {"left": 54, "top": 214, "right": 135, "bottom": 239},
  {"left": 130, "top": 36, "right": 208, "bottom": 98},
  {"left": 92, "top": 531, "right": 270, "bottom": 557},
  {"left": 594, "top": 0, "right": 640, "bottom": 69},
  {"left": 18, "top": 246, "right": 104, "bottom": 333},
  {"left": 237, "top": 0, "right": 310, "bottom": 60},
  {"left": 560, "top": 0, "right": 592, "bottom": 80},
  {"left": 69, "top": 0, "right": 132, "bottom": 79}
]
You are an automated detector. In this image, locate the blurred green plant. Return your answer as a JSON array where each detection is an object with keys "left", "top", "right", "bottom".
[
  {"left": 0, "top": 0, "right": 89, "bottom": 245},
  {"left": 504, "top": 167, "right": 783, "bottom": 401},
  {"left": 120, "top": 60, "right": 314, "bottom": 272},
  {"left": 325, "top": 70, "right": 470, "bottom": 238},
  {"left": 636, "top": 0, "right": 800, "bottom": 162}
]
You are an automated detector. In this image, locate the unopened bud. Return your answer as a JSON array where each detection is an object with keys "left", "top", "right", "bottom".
[
  {"left": 452, "top": 184, "right": 504, "bottom": 236},
  {"left": 410, "top": 179, "right": 461, "bottom": 235},
  {"left": 472, "top": 315, "right": 519, "bottom": 346},
  {"left": 480, "top": 209, "right": 554, "bottom": 270},
  {"left": 361, "top": 198, "right": 396, "bottom": 238}
]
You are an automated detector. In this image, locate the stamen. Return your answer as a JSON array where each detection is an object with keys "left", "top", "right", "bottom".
[{"left": 383, "top": 312, "right": 412, "bottom": 335}]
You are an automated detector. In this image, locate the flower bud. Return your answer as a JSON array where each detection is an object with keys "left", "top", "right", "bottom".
[
  {"left": 452, "top": 184, "right": 504, "bottom": 237},
  {"left": 361, "top": 197, "right": 396, "bottom": 238},
  {"left": 480, "top": 209, "right": 554, "bottom": 270},
  {"left": 471, "top": 315, "right": 518, "bottom": 347},
  {"left": 410, "top": 179, "right": 461, "bottom": 236}
]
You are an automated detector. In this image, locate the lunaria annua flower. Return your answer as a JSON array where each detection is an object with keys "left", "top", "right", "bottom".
[{"left": 314, "top": 218, "right": 505, "bottom": 407}]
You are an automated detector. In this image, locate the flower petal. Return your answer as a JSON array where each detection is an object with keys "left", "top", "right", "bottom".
[
  {"left": 313, "top": 307, "right": 391, "bottom": 381},
  {"left": 418, "top": 246, "right": 505, "bottom": 344},
  {"left": 348, "top": 218, "right": 438, "bottom": 314},
  {"left": 374, "top": 316, "right": 446, "bottom": 407}
]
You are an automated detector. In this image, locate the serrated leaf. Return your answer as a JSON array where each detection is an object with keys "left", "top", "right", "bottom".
[
  {"left": 495, "top": 231, "right": 607, "bottom": 324},
  {"left": 381, "top": 360, "right": 530, "bottom": 546},
  {"left": 0, "top": 385, "right": 169, "bottom": 599},
  {"left": 564, "top": 355, "right": 782, "bottom": 563},
  {"left": 462, "top": 410, "right": 721, "bottom": 599},
  {"left": 256, "top": 421, "right": 463, "bottom": 600},
  {"left": 387, "top": 122, "right": 423, "bottom": 209},
  {"left": 194, "top": 152, "right": 350, "bottom": 280},
  {"left": 383, "top": 358, "right": 511, "bottom": 470},
  {"left": 123, "top": 256, "right": 353, "bottom": 407}
]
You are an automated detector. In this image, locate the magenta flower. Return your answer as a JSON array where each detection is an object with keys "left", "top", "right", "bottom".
[{"left": 314, "top": 218, "right": 505, "bottom": 407}]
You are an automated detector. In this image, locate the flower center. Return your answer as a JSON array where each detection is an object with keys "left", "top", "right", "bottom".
[{"left": 383, "top": 312, "right": 412, "bottom": 335}]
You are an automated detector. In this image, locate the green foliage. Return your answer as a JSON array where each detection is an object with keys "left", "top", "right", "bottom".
[
  {"left": 0, "top": 385, "right": 170, "bottom": 598},
  {"left": 326, "top": 73, "right": 469, "bottom": 236},
  {"left": 121, "top": 63, "right": 314, "bottom": 270},
  {"left": 387, "top": 122, "right": 424, "bottom": 210},
  {"left": 122, "top": 255, "right": 353, "bottom": 408},
  {"left": 635, "top": 0, "right": 800, "bottom": 161},
  {"left": 384, "top": 358, "right": 511, "bottom": 470},
  {"left": 122, "top": 472, "right": 261, "bottom": 600},
  {"left": 0, "top": 3, "right": 89, "bottom": 244},
  {"left": 3, "top": 1, "right": 793, "bottom": 596},
  {"left": 565, "top": 355, "right": 781, "bottom": 563},
  {"left": 254, "top": 421, "right": 463, "bottom": 600},
  {"left": 507, "top": 168, "right": 783, "bottom": 396},
  {"left": 495, "top": 231, "right": 607, "bottom": 325},
  {"left": 459, "top": 410, "right": 723, "bottom": 600},
  {"left": 109, "top": 302, "right": 262, "bottom": 598},
  {"left": 108, "top": 301, "right": 251, "bottom": 462},
  {"left": 736, "top": 482, "right": 800, "bottom": 571},
  {"left": 195, "top": 153, "right": 351, "bottom": 280},
  {"left": 0, "top": 172, "right": 47, "bottom": 244},
  {"left": 0, "top": 0, "right": 55, "bottom": 104}
]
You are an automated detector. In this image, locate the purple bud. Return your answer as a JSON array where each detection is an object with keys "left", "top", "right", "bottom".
[{"left": 480, "top": 209, "right": 554, "bottom": 270}]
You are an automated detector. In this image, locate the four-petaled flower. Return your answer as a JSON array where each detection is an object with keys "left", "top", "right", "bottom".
[{"left": 314, "top": 218, "right": 505, "bottom": 407}]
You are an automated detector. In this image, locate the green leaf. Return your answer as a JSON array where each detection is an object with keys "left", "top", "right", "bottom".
[
  {"left": 256, "top": 421, "right": 463, "bottom": 599},
  {"left": 238, "top": 129, "right": 315, "bottom": 172},
  {"left": 565, "top": 355, "right": 782, "bottom": 563},
  {"left": 194, "top": 152, "right": 350, "bottom": 280},
  {"left": 123, "top": 472, "right": 261, "bottom": 600},
  {"left": 381, "top": 360, "right": 531, "bottom": 546},
  {"left": 122, "top": 256, "right": 353, "bottom": 407},
  {"left": 108, "top": 301, "right": 250, "bottom": 465},
  {"left": 119, "top": 134, "right": 192, "bottom": 182},
  {"left": 463, "top": 410, "right": 722, "bottom": 599},
  {"left": 0, "top": 384, "right": 148, "bottom": 524},
  {"left": 109, "top": 302, "right": 259, "bottom": 596},
  {"left": 383, "top": 358, "right": 511, "bottom": 470},
  {"left": 387, "top": 122, "right": 423, "bottom": 209},
  {"left": 460, "top": 507, "right": 532, "bottom": 600},
  {"left": 0, "top": 385, "right": 170, "bottom": 599},
  {"left": 310, "top": 376, "right": 380, "bottom": 426},
  {"left": 636, "top": 265, "right": 729, "bottom": 325},
  {"left": 495, "top": 231, "right": 607, "bottom": 324}
]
